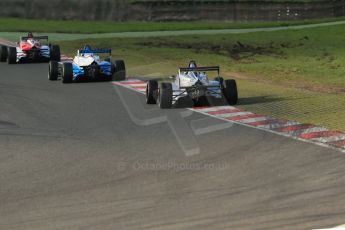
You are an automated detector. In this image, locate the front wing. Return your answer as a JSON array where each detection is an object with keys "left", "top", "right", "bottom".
[
  {"left": 72, "top": 63, "right": 113, "bottom": 80},
  {"left": 172, "top": 84, "right": 223, "bottom": 103}
]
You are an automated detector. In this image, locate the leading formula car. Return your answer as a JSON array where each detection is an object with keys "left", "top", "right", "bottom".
[
  {"left": 0, "top": 32, "right": 60, "bottom": 64},
  {"left": 146, "top": 61, "right": 238, "bottom": 108},
  {"left": 48, "top": 45, "right": 125, "bottom": 83}
]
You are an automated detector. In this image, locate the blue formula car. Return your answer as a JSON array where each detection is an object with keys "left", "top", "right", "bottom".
[{"left": 48, "top": 45, "right": 126, "bottom": 83}]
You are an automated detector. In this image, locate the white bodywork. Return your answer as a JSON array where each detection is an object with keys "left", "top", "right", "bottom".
[
  {"left": 73, "top": 53, "right": 101, "bottom": 66},
  {"left": 27, "top": 39, "right": 41, "bottom": 48},
  {"left": 171, "top": 69, "right": 223, "bottom": 103}
]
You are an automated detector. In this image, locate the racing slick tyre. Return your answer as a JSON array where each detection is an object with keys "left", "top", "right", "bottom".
[
  {"left": 223, "top": 79, "right": 238, "bottom": 105},
  {"left": 48, "top": 61, "right": 58, "bottom": 81},
  {"left": 114, "top": 60, "right": 126, "bottom": 81},
  {"left": 62, "top": 63, "right": 73, "bottom": 84},
  {"left": 0, "top": 45, "right": 8, "bottom": 62},
  {"left": 50, "top": 45, "right": 61, "bottom": 62},
  {"left": 157, "top": 82, "right": 173, "bottom": 109},
  {"left": 146, "top": 80, "right": 158, "bottom": 104},
  {"left": 7, "top": 47, "right": 17, "bottom": 64}
]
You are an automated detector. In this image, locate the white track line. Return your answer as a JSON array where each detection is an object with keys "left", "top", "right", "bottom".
[{"left": 313, "top": 224, "right": 345, "bottom": 229}]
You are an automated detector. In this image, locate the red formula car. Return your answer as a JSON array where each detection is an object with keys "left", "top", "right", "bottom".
[{"left": 0, "top": 32, "right": 61, "bottom": 64}]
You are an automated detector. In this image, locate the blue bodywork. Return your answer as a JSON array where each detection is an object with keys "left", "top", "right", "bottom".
[
  {"left": 79, "top": 48, "right": 111, "bottom": 54},
  {"left": 71, "top": 46, "right": 114, "bottom": 81},
  {"left": 72, "top": 61, "right": 113, "bottom": 80}
]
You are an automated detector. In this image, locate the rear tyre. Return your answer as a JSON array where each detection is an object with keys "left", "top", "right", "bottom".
[
  {"left": 114, "top": 60, "right": 126, "bottom": 81},
  {"left": 62, "top": 63, "right": 73, "bottom": 84},
  {"left": 223, "top": 79, "right": 238, "bottom": 105},
  {"left": 157, "top": 82, "right": 172, "bottom": 109},
  {"left": 0, "top": 45, "right": 8, "bottom": 62},
  {"left": 146, "top": 80, "right": 158, "bottom": 104},
  {"left": 50, "top": 45, "right": 61, "bottom": 62},
  {"left": 7, "top": 47, "right": 17, "bottom": 64},
  {"left": 48, "top": 61, "right": 58, "bottom": 81}
]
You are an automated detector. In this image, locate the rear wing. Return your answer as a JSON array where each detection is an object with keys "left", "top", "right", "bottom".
[
  {"left": 78, "top": 48, "right": 111, "bottom": 55},
  {"left": 20, "top": 36, "right": 49, "bottom": 41},
  {"left": 179, "top": 66, "right": 220, "bottom": 75}
]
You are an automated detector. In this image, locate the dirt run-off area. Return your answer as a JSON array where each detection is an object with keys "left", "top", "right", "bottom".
[
  {"left": 136, "top": 37, "right": 312, "bottom": 61},
  {"left": 137, "top": 40, "right": 281, "bottom": 61}
]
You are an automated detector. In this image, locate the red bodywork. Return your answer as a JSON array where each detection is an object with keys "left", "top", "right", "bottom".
[{"left": 19, "top": 39, "right": 41, "bottom": 52}]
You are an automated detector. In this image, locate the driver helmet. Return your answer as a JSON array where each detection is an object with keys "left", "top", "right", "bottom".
[
  {"left": 188, "top": 60, "right": 199, "bottom": 77},
  {"left": 84, "top": 45, "right": 92, "bottom": 52},
  {"left": 189, "top": 60, "right": 197, "bottom": 68},
  {"left": 82, "top": 45, "right": 94, "bottom": 57}
]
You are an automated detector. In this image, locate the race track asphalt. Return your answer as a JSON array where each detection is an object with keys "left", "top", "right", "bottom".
[{"left": 1, "top": 62, "right": 345, "bottom": 230}]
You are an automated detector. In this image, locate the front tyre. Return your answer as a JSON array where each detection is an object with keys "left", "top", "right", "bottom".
[
  {"left": 62, "top": 63, "right": 73, "bottom": 84},
  {"left": 0, "top": 45, "right": 8, "bottom": 62},
  {"left": 7, "top": 47, "right": 17, "bottom": 64},
  {"left": 114, "top": 60, "right": 126, "bottom": 81},
  {"left": 146, "top": 80, "right": 158, "bottom": 104},
  {"left": 223, "top": 79, "right": 238, "bottom": 105},
  {"left": 157, "top": 82, "right": 173, "bottom": 109},
  {"left": 48, "top": 61, "right": 58, "bottom": 81}
]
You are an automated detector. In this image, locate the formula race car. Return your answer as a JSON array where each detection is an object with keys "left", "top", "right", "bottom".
[
  {"left": 0, "top": 32, "right": 60, "bottom": 64},
  {"left": 146, "top": 61, "right": 238, "bottom": 108},
  {"left": 48, "top": 45, "right": 126, "bottom": 83}
]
